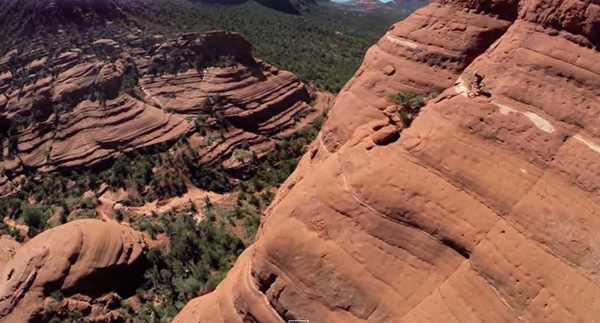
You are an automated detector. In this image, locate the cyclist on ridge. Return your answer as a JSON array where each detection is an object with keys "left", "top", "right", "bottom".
[{"left": 472, "top": 70, "right": 484, "bottom": 90}]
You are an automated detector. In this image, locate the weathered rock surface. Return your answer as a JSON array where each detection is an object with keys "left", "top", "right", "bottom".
[
  {"left": 175, "top": 0, "right": 600, "bottom": 322},
  {"left": 0, "top": 237, "right": 19, "bottom": 275},
  {"left": 136, "top": 32, "right": 317, "bottom": 172},
  {"left": 0, "top": 30, "right": 315, "bottom": 183},
  {"left": 0, "top": 219, "right": 147, "bottom": 322},
  {"left": 322, "top": 0, "right": 518, "bottom": 152},
  {"left": 140, "top": 59, "right": 315, "bottom": 164},
  {"left": 0, "top": 44, "right": 190, "bottom": 176},
  {"left": 140, "top": 61, "right": 311, "bottom": 134}
]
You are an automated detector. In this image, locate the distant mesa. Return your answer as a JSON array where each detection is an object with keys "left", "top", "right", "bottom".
[
  {"left": 193, "top": 0, "right": 317, "bottom": 14},
  {"left": 333, "top": 0, "right": 430, "bottom": 12}
]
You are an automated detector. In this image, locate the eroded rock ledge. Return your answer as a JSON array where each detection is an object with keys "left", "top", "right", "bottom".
[{"left": 0, "top": 31, "right": 316, "bottom": 192}]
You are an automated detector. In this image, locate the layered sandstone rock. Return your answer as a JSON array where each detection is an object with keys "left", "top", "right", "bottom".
[
  {"left": 0, "top": 219, "right": 147, "bottom": 322},
  {"left": 0, "top": 47, "right": 190, "bottom": 175},
  {"left": 140, "top": 58, "right": 315, "bottom": 166},
  {"left": 175, "top": 0, "right": 600, "bottom": 322},
  {"left": 0, "top": 30, "right": 315, "bottom": 182},
  {"left": 322, "top": 0, "right": 518, "bottom": 151},
  {"left": 137, "top": 32, "right": 317, "bottom": 171}
]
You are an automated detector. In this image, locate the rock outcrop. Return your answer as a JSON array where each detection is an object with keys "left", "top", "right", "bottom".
[
  {"left": 0, "top": 29, "right": 316, "bottom": 187},
  {"left": 138, "top": 31, "right": 317, "bottom": 172},
  {"left": 0, "top": 219, "right": 147, "bottom": 322},
  {"left": 0, "top": 50, "right": 190, "bottom": 174},
  {"left": 322, "top": 0, "right": 518, "bottom": 151},
  {"left": 139, "top": 57, "right": 315, "bottom": 165},
  {"left": 175, "top": 0, "right": 600, "bottom": 322}
]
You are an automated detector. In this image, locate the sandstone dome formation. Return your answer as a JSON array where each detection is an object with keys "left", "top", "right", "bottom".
[
  {"left": 174, "top": 0, "right": 600, "bottom": 322},
  {"left": 0, "top": 219, "right": 147, "bottom": 322}
]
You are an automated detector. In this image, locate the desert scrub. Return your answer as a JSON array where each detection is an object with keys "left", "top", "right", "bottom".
[{"left": 388, "top": 92, "right": 426, "bottom": 127}]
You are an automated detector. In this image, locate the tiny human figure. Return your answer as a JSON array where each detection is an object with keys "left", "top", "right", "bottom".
[{"left": 472, "top": 70, "right": 484, "bottom": 90}]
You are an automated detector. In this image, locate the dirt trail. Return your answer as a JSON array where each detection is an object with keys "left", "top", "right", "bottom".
[
  {"left": 3, "top": 218, "right": 28, "bottom": 237},
  {"left": 96, "top": 186, "right": 228, "bottom": 222},
  {"left": 141, "top": 86, "right": 164, "bottom": 108},
  {"left": 128, "top": 186, "right": 227, "bottom": 218}
]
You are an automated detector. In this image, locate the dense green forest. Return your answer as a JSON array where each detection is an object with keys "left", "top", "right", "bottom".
[{"left": 122, "top": 0, "right": 411, "bottom": 92}]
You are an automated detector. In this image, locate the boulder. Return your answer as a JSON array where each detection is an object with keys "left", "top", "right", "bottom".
[
  {"left": 0, "top": 219, "right": 147, "bottom": 322},
  {"left": 371, "top": 125, "right": 399, "bottom": 145}
]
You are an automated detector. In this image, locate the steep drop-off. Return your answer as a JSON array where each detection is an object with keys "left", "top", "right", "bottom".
[
  {"left": 322, "top": 0, "right": 518, "bottom": 152},
  {"left": 175, "top": 0, "right": 600, "bottom": 322},
  {"left": 0, "top": 1, "right": 322, "bottom": 320}
]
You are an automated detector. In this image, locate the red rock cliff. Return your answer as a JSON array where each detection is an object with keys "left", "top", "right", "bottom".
[
  {"left": 174, "top": 0, "right": 600, "bottom": 322},
  {"left": 0, "top": 30, "right": 315, "bottom": 192}
]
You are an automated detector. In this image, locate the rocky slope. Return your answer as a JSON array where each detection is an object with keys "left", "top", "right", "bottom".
[
  {"left": 0, "top": 237, "right": 19, "bottom": 274},
  {"left": 322, "top": 0, "right": 518, "bottom": 152},
  {"left": 136, "top": 32, "right": 316, "bottom": 172},
  {"left": 174, "top": 0, "right": 600, "bottom": 322},
  {"left": 0, "top": 219, "right": 147, "bottom": 322},
  {"left": 0, "top": 1, "right": 316, "bottom": 192},
  {"left": 0, "top": 0, "right": 322, "bottom": 320},
  {"left": 0, "top": 49, "right": 189, "bottom": 171}
]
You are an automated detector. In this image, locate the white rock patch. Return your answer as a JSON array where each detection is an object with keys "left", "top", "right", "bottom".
[
  {"left": 523, "top": 112, "right": 555, "bottom": 133},
  {"left": 455, "top": 77, "right": 469, "bottom": 95},
  {"left": 386, "top": 34, "right": 419, "bottom": 49},
  {"left": 574, "top": 135, "right": 600, "bottom": 154},
  {"left": 496, "top": 103, "right": 517, "bottom": 115}
]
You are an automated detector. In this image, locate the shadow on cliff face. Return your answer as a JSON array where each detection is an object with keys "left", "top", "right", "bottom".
[{"left": 59, "top": 254, "right": 150, "bottom": 300}]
